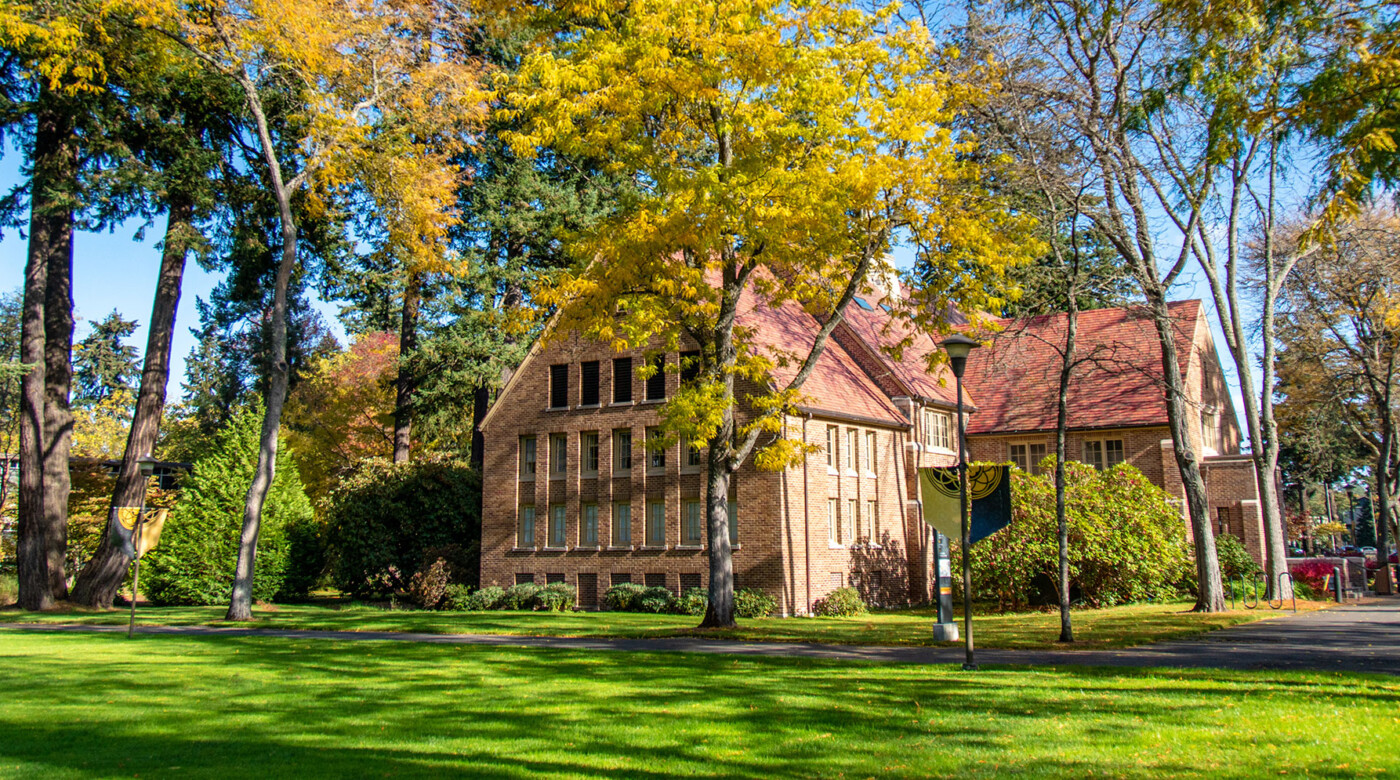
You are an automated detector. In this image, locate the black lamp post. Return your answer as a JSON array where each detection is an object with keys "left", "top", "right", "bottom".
[
  {"left": 128, "top": 455, "right": 158, "bottom": 639},
  {"left": 940, "top": 333, "right": 980, "bottom": 672}
]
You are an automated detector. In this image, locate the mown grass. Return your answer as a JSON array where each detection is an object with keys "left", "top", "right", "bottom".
[
  {"left": 0, "top": 629, "right": 1393, "bottom": 778},
  {"left": 0, "top": 598, "right": 1331, "bottom": 649}
]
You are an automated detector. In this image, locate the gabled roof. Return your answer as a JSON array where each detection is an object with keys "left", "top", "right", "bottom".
[
  {"left": 837, "top": 298, "right": 971, "bottom": 409},
  {"left": 962, "top": 300, "right": 1204, "bottom": 435},
  {"left": 737, "top": 289, "right": 908, "bottom": 427}
]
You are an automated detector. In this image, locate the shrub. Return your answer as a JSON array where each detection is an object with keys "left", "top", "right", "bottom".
[
  {"left": 407, "top": 558, "right": 451, "bottom": 609},
  {"left": 637, "top": 586, "right": 674, "bottom": 613},
  {"left": 1289, "top": 560, "right": 1335, "bottom": 594},
  {"left": 469, "top": 585, "right": 506, "bottom": 611},
  {"left": 734, "top": 587, "right": 777, "bottom": 618},
  {"left": 442, "top": 584, "right": 475, "bottom": 611},
  {"left": 672, "top": 587, "right": 708, "bottom": 616},
  {"left": 326, "top": 460, "right": 479, "bottom": 598},
  {"left": 604, "top": 582, "right": 647, "bottom": 611},
  {"left": 501, "top": 582, "right": 543, "bottom": 610},
  {"left": 964, "top": 460, "right": 1191, "bottom": 611},
  {"left": 143, "top": 402, "right": 315, "bottom": 606},
  {"left": 813, "top": 586, "right": 867, "bottom": 617},
  {"left": 1216, "top": 534, "right": 1261, "bottom": 582},
  {"left": 535, "top": 582, "right": 577, "bottom": 612}
]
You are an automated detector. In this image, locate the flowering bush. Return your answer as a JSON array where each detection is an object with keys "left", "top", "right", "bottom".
[
  {"left": 1288, "top": 560, "right": 1335, "bottom": 594},
  {"left": 961, "top": 460, "right": 1191, "bottom": 611}
]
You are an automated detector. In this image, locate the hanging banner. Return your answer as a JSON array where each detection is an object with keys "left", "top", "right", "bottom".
[
  {"left": 111, "top": 507, "right": 143, "bottom": 558},
  {"left": 919, "top": 465, "right": 1013, "bottom": 545},
  {"left": 136, "top": 509, "right": 169, "bottom": 558}
]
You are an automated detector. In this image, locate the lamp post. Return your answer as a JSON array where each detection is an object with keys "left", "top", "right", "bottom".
[
  {"left": 940, "top": 334, "right": 980, "bottom": 672},
  {"left": 128, "top": 455, "right": 158, "bottom": 639}
]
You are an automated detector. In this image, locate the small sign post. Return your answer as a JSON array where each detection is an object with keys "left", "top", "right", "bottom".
[{"left": 932, "top": 532, "right": 958, "bottom": 641}]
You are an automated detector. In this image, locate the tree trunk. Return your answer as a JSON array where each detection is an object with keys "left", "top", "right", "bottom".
[
  {"left": 1054, "top": 303, "right": 1077, "bottom": 643},
  {"left": 17, "top": 87, "right": 77, "bottom": 610},
  {"left": 71, "top": 196, "right": 192, "bottom": 608},
  {"left": 700, "top": 276, "right": 740, "bottom": 629},
  {"left": 392, "top": 272, "right": 421, "bottom": 463},
  {"left": 1147, "top": 293, "right": 1224, "bottom": 611},
  {"left": 1376, "top": 428, "right": 1394, "bottom": 594}
]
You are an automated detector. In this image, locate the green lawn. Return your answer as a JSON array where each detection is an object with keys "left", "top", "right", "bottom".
[
  {"left": 1, "top": 599, "right": 1330, "bottom": 649},
  {"left": 0, "top": 629, "right": 1393, "bottom": 778}
]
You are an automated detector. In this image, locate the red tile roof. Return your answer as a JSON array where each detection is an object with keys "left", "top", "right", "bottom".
[
  {"left": 736, "top": 289, "right": 909, "bottom": 427},
  {"left": 838, "top": 299, "right": 970, "bottom": 408},
  {"left": 962, "top": 301, "right": 1203, "bottom": 434}
]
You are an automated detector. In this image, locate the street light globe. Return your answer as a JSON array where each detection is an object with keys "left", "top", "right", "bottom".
[
  {"left": 940, "top": 334, "right": 981, "bottom": 378},
  {"left": 137, "top": 455, "right": 158, "bottom": 477}
]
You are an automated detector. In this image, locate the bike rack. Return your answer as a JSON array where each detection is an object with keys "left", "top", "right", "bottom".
[{"left": 1271, "top": 572, "right": 1297, "bottom": 612}]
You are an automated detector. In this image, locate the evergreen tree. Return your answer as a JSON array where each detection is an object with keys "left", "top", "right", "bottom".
[
  {"left": 141, "top": 401, "right": 315, "bottom": 605},
  {"left": 72, "top": 310, "right": 141, "bottom": 407}
]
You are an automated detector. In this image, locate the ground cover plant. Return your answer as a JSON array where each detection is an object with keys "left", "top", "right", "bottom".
[
  {"left": 0, "top": 599, "right": 1331, "bottom": 650},
  {"left": 0, "top": 630, "right": 1394, "bottom": 778}
]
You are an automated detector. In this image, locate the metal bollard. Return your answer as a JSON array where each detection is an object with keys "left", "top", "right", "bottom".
[{"left": 1332, "top": 566, "right": 1344, "bottom": 603}]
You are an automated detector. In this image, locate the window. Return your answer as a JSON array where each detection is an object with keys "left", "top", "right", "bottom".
[
  {"left": 684, "top": 436, "right": 703, "bottom": 469},
  {"left": 1010, "top": 442, "right": 1048, "bottom": 475},
  {"left": 546, "top": 572, "right": 566, "bottom": 584},
  {"left": 581, "top": 432, "right": 599, "bottom": 476},
  {"left": 645, "top": 355, "right": 666, "bottom": 400},
  {"left": 644, "top": 572, "right": 668, "bottom": 588},
  {"left": 613, "top": 357, "right": 633, "bottom": 403},
  {"left": 847, "top": 499, "right": 858, "bottom": 544},
  {"left": 549, "top": 363, "right": 569, "bottom": 409},
  {"left": 646, "top": 502, "right": 666, "bottom": 546},
  {"left": 516, "top": 573, "right": 535, "bottom": 585},
  {"left": 647, "top": 427, "right": 666, "bottom": 471},
  {"left": 548, "top": 504, "right": 566, "bottom": 547},
  {"left": 865, "top": 431, "right": 876, "bottom": 473},
  {"left": 519, "top": 436, "right": 537, "bottom": 478},
  {"left": 581, "top": 503, "right": 599, "bottom": 546},
  {"left": 580, "top": 360, "right": 600, "bottom": 406},
  {"left": 683, "top": 499, "right": 703, "bottom": 545},
  {"left": 1105, "top": 439, "right": 1124, "bottom": 468},
  {"left": 610, "top": 572, "right": 632, "bottom": 587},
  {"left": 867, "top": 499, "right": 878, "bottom": 542},
  {"left": 1217, "top": 506, "right": 1231, "bottom": 536},
  {"left": 612, "top": 503, "right": 631, "bottom": 545},
  {"left": 1083, "top": 440, "right": 1103, "bottom": 471},
  {"left": 926, "top": 410, "right": 952, "bottom": 450},
  {"left": 828, "top": 498, "right": 840, "bottom": 544},
  {"left": 550, "top": 434, "right": 567, "bottom": 477},
  {"left": 728, "top": 499, "right": 738, "bottom": 545},
  {"left": 681, "top": 350, "right": 701, "bottom": 384},
  {"left": 680, "top": 573, "right": 702, "bottom": 591},
  {"left": 846, "top": 428, "right": 857, "bottom": 470},
  {"left": 1201, "top": 410, "right": 1220, "bottom": 453},
  {"left": 517, "top": 505, "right": 536, "bottom": 548},
  {"left": 614, "top": 429, "right": 632, "bottom": 472},
  {"left": 826, "top": 426, "right": 838, "bottom": 468}
]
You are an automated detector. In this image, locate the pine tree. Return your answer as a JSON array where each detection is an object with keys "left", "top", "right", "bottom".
[{"left": 72, "top": 311, "right": 140, "bottom": 408}]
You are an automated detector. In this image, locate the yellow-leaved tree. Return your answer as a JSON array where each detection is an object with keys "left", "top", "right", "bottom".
[
  {"left": 131, "top": 0, "right": 483, "bottom": 619},
  {"left": 502, "top": 0, "right": 1036, "bottom": 626}
]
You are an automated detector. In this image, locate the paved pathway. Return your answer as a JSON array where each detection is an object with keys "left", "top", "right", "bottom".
[{"left": 4, "top": 598, "right": 1398, "bottom": 674}]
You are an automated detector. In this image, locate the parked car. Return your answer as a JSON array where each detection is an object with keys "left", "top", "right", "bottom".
[{"left": 1361, "top": 546, "right": 1377, "bottom": 556}]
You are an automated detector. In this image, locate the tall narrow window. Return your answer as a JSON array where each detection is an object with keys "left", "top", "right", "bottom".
[
  {"left": 1029, "top": 443, "right": 1048, "bottom": 475},
  {"left": 847, "top": 499, "right": 858, "bottom": 543},
  {"left": 581, "top": 432, "right": 599, "bottom": 476},
  {"left": 549, "top": 504, "right": 566, "bottom": 547},
  {"left": 867, "top": 500, "right": 878, "bottom": 542},
  {"left": 520, "top": 436, "right": 537, "bottom": 478},
  {"left": 1083, "top": 440, "right": 1104, "bottom": 470},
  {"left": 647, "top": 427, "right": 666, "bottom": 471},
  {"left": 826, "top": 426, "right": 838, "bottom": 467},
  {"left": 727, "top": 499, "right": 738, "bottom": 545},
  {"left": 684, "top": 436, "right": 703, "bottom": 469},
  {"left": 647, "top": 502, "right": 666, "bottom": 546},
  {"left": 517, "top": 505, "right": 536, "bottom": 548},
  {"left": 580, "top": 360, "right": 600, "bottom": 406},
  {"left": 683, "top": 499, "right": 703, "bottom": 545},
  {"left": 613, "top": 357, "right": 633, "bottom": 403},
  {"left": 645, "top": 354, "right": 666, "bottom": 400},
  {"left": 550, "top": 434, "right": 567, "bottom": 477},
  {"left": 928, "top": 411, "right": 952, "bottom": 450},
  {"left": 681, "top": 350, "right": 701, "bottom": 384},
  {"left": 1010, "top": 444, "right": 1028, "bottom": 473},
  {"left": 846, "top": 428, "right": 857, "bottom": 469},
  {"left": 1105, "top": 439, "right": 1125, "bottom": 468},
  {"left": 612, "top": 503, "right": 632, "bottom": 545},
  {"left": 614, "top": 429, "right": 632, "bottom": 472},
  {"left": 581, "top": 503, "right": 599, "bottom": 546},
  {"left": 549, "top": 363, "right": 568, "bottom": 409},
  {"left": 865, "top": 431, "right": 876, "bottom": 473},
  {"left": 828, "top": 498, "right": 840, "bottom": 544}
]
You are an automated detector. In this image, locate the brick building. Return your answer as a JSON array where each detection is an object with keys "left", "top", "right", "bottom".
[{"left": 478, "top": 295, "right": 1270, "bottom": 614}]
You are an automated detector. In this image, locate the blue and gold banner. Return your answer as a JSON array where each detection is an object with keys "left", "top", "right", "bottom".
[{"left": 919, "top": 465, "right": 1012, "bottom": 545}]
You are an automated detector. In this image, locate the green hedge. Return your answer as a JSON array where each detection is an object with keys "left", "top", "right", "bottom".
[
  {"left": 963, "top": 460, "right": 1190, "bottom": 610},
  {"left": 326, "top": 459, "right": 480, "bottom": 597}
]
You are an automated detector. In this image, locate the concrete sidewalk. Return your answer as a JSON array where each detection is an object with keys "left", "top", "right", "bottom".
[{"left": 5, "top": 598, "right": 1397, "bottom": 674}]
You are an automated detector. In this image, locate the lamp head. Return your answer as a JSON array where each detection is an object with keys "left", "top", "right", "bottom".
[
  {"left": 940, "top": 334, "right": 980, "bottom": 378},
  {"left": 137, "top": 455, "right": 157, "bottom": 477}
]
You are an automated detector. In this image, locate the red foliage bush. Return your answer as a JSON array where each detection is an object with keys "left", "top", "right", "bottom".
[{"left": 1288, "top": 560, "right": 1336, "bottom": 592}]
